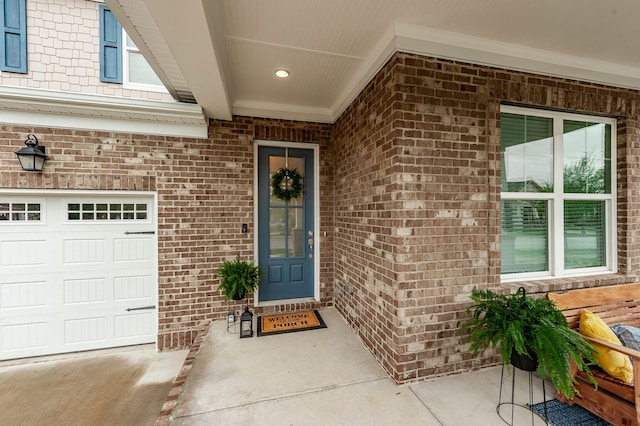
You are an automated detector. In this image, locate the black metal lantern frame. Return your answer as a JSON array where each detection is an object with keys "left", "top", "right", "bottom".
[
  {"left": 239, "top": 307, "right": 253, "bottom": 338},
  {"left": 15, "top": 134, "right": 48, "bottom": 172}
]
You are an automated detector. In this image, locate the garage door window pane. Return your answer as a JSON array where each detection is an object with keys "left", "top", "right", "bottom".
[
  {"left": 0, "top": 202, "right": 42, "bottom": 222},
  {"left": 81, "top": 204, "right": 93, "bottom": 220},
  {"left": 27, "top": 204, "right": 41, "bottom": 221},
  {"left": 68, "top": 204, "right": 79, "bottom": 220},
  {"left": 12, "top": 204, "right": 25, "bottom": 221},
  {"left": 67, "top": 202, "right": 149, "bottom": 221},
  {"left": 96, "top": 204, "right": 108, "bottom": 220},
  {"left": 110, "top": 204, "right": 121, "bottom": 220},
  {"left": 123, "top": 204, "right": 134, "bottom": 220},
  {"left": 0, "top": 203, "right": 8, "bottom": 221},
  {"left": 135, "top": 204, "right": 147, "bottom": 219}
]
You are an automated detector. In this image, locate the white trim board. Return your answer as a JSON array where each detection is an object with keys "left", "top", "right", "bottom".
[{"left": 0, "top": 86, "right": 208, "bottom": 138}]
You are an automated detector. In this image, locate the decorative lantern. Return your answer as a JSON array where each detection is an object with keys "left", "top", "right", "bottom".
[
  {"left": 239, "top": 307, "right": 253, "bottom": 338},
  {"left": 15, "top": 134, "right": 48, "bottom": 172}
]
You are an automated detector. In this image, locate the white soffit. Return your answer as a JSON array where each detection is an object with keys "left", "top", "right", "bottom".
[
  {"left": 113, "top": 0, "right": 640, "bottom": 124},
  {"left": 393, "top": 23, "right": 640, "bottom": 92},
  {"left": 0, "top": 86, "right": 208, "bottom": 138},
  {"left": 236, "top": 21, "right": 640, "bottom": 123}
]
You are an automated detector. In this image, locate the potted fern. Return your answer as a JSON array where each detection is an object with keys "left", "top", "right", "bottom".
[
  {"left": 461, "top": 287, "right": 598, "bottom": 399},
  {"left": 216, "top": 257, "right": 262, "bottom": 301}
]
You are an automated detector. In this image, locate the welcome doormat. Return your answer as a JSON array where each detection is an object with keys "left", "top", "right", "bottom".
[
  {"left": 530, "top": 399, "right": 612, "bottom": 425},
  {"left": 257, "top": 310, "right": 327, "bottom": 337}
]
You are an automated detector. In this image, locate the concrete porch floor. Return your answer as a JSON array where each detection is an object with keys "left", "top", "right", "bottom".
[{"left": 172, "top": 308, "right": 553, "bottom": 425}]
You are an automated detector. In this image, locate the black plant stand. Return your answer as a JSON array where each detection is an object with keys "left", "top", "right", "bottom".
[{"left": 497, "top": 363, "right": 548, "bottom": 425}]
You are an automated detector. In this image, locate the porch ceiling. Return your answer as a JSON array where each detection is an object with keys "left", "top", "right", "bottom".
[{"left": 106, "top": 0, "right": 640, "bottom": 123}]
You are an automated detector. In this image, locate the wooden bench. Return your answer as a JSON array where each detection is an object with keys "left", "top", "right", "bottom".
[{"left": 548, "top": 283, "right": 640, "bottom": 426}]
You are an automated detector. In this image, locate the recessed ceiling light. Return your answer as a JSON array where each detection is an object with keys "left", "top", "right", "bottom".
[{"left": 275, "top": 69, "right": 290, "bottom": 78}]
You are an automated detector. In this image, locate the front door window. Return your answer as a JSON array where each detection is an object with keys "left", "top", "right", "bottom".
[{"left": 268, "top": 155, "right": 305, "bottom": 258}]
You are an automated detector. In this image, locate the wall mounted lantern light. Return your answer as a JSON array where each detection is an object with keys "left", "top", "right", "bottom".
[{"left": 15, "top": 134, "right": 48, "bottom": 172}]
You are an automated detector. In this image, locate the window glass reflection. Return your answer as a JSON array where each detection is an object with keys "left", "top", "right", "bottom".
[
  {"left": 268, "top": 154, "right": 305, "bottom": 258},
  {"left": 501, "top": 113, "right": 553, "bottom": 192}
]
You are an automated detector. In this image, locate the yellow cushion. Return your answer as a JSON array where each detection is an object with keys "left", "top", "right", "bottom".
[{"left": 579, "top": 309, "right": 633, "bottom": 383}]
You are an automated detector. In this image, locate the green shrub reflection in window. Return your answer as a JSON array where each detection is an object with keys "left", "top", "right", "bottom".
[{"left": 563, "top": 121, "right": 611, "bottom": 194}]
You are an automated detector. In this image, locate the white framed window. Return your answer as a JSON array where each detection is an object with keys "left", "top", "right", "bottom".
[
  {"left": 122, "top": 30, "right": 165, "bottom": 92},
  {"left": 100, "top": 6, "right": 166, "bottom": 91},
  {"left": 500, "top": 105, "right": 617, "bottom": 281}
]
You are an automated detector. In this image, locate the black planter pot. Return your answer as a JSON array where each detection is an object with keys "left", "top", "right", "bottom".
[
  {"left": 232, "top": 291, "right": 246, "bottom": 301},
  {"left": 510, "top": 349, "right": 538, "bottom": 371}
]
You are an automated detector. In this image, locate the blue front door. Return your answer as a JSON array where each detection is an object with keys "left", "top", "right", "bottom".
[{"left": 257, "top": 145, "right": 315, "bottom": 301}]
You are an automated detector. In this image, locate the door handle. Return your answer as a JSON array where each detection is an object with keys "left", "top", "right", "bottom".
[
  {"left": 126, "top": 305, "right": 156, "bottom": 312},
  {"left": 308, "top": 230, "right": 313, "bottom": 258}
]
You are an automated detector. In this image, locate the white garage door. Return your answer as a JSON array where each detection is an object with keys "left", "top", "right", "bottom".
[{"left": 0, "top": 193, "right": 157, "bottom": 360}]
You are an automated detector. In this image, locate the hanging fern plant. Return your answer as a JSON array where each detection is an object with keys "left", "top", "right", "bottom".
[{"left": 271, "top": 167, "right": 303, "bottom": 201}]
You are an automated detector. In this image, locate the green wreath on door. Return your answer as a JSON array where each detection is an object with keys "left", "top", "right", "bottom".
[{"left": 271, "top": 167, "right": 303, "bottom": 201}]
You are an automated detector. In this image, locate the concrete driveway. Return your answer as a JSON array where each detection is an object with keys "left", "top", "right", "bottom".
[{"left": 0, "top": 345, "right": 187, "bottom": 426}]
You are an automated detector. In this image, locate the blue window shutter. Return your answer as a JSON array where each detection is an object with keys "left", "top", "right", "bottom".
[
  {"left": 0, "top": 0, "right": 27, "bottom": 73},
  {"left": 99, "top": 5, "right": 122, "bottom": 83}
]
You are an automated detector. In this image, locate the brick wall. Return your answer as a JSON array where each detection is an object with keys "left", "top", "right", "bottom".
[
  {"left": 331, "top": 54, "right": 400, "bottom": 377},
  {"left": 0, "top": 0, "right": 173, "bottom": 102},
  {"left": 332, "top": 51, "right": 640, "bottom": 383},
  {"left": 0, "top": 117, "right": 333, "bottom": 349}
]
